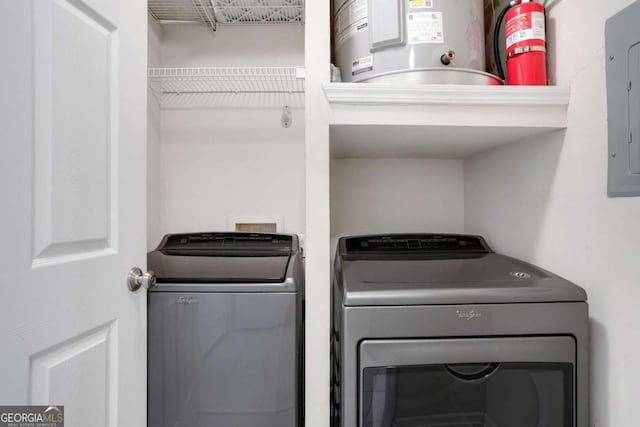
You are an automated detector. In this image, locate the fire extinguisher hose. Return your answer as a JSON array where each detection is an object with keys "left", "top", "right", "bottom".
[{"left": 493, "top": 2, "right": 514, "bottom": 81}]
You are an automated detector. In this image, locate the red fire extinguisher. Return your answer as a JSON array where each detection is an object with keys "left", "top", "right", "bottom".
[{"left": 494, "top": 0, "right": 547, "bottom": 85}]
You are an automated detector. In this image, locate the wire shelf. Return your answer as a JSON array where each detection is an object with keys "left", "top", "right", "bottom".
[
  {"left": 149, "top": 0, "right": 217, "bottom": 30},
  {"left": 215, "top": 0, "right": 304, "bottom": 24},
  {"left": 148, "top": 67, "right": 305, "bottom": 108},
  {"left": 148, "top": 0, "right": 304, "bottom": 28}
]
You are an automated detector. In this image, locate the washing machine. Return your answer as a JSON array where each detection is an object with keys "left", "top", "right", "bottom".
[
  {"left": 331, "top": 234, "right": 588, "bottom": 427},
  {"left": 147, "top": 232, "right": 304, "bottom": 427}
]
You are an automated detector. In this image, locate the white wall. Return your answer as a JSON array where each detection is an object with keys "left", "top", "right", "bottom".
[
  {"left": 147, "top": 15, "right": 162, "bottom": 249},
  {"left": 151, "top": 24, "right": 305, "bottom": 242},
  {"left": 465, "top": 1, "right": 640, "bottom": 425},
  {"left": 331, "top": 159, "right": 465, "bottom": 244},
  {"left": 160, "top": 140, "right": 305, "bottom": 234},
  {"left": 161, "top": 24, "right": 304, "bottom": 67}
]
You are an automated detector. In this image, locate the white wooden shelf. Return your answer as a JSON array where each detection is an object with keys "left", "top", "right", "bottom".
[{"left": 324, "top": 83, "right": 570, "bottom": 159}]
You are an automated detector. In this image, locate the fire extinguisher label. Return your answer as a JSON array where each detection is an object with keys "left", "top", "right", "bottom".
[
  {"left": 407, "top": 12, "right": 444, "bottom": 44},
  {"left": 506, "top": 11, "right": 545, "bottom": 49}
]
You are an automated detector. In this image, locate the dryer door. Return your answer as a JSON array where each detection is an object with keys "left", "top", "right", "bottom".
[{"left": 359, "top": 336, "right": 575, "bottom": 427}]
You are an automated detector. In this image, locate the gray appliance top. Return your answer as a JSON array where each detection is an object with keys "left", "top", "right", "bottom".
[
  {"left": 148, "top": 232, "right": 300, "bottom": 292},
  {"left": 334, "top": 234, "right": 587, "bottom": 306}
]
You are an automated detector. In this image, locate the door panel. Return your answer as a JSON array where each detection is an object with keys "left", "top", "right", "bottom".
[
  {"left": 0, "top": 1, "right": 147, "bottom": 426},
  {"left": 33, "top": 0, "right": 116, "bottom": 261},
  {"left": 30, "top": 322, "right": 116, "bottom": 427}
]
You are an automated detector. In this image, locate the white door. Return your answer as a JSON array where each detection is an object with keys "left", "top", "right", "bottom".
[{"left": 0, "top": 0, "right": 147, "bottom": 426}]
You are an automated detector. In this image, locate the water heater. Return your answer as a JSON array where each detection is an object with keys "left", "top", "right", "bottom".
[{"left": 334, "top": 0, "right": 500, "bottom": 84}]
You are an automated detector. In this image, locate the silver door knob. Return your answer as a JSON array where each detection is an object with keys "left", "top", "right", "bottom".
[{"left": 127, "top": 267, "right": 156, "bottom": 291}]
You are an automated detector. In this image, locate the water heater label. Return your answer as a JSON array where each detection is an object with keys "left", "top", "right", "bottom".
[
  {"left": 409, "top": 0, "right": 433, "bottom": 9},
  {"left": 352, "top": 55, "right": 373, "bottom": 76},
  {"left": 408, "top": 11, "right": 444, "bottom": 44},
  {"left": 335, "top": 0, "right": 368, "bottom": 50}
]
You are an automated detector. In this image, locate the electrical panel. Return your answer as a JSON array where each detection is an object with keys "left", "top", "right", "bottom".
[{"left": 606, "top": 0, "right": 640, "bottom": 197}]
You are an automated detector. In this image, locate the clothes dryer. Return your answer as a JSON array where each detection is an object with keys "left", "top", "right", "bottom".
[{"left": 331, "top": 234, "right": 588, "bottom": 427}]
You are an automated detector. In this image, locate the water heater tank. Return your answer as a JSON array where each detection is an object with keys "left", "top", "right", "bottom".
[{"left": 333, "top": 0, "right": 501, "bottom": 84}]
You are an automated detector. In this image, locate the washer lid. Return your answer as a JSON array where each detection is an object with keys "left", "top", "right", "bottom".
[
  {"left": 335, "top": 234, "right": 587, "bottom": 306},
  {"left": 148, "top": 232, "right": 295, "bottom": 285}
]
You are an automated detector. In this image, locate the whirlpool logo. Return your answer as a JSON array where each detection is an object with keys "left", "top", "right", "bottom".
[
  {"left": 177, "top": 296, "right": 198, "bottom": 305},
  {"left": 0, "top": 405, "right": 64, "bottom": 426},
  {"left": 456, "top": 310, "right": 482, "bottom": 321}
]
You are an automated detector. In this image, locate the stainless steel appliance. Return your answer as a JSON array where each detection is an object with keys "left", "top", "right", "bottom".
[
  {"left": 148, "top": 232, "right": 304, "bottom": 427},
  {"left": 331, "top": 234, "right": 588, "bottom": 427}
]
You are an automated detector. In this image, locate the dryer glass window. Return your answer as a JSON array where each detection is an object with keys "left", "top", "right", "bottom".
[{"left": 361, "top": 363, "right": 573, "bottom": 427}]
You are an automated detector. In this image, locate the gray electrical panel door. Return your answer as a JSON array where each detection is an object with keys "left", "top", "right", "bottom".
[{"left": 606, "top": 1, "right": 640, "bottom": 197}]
